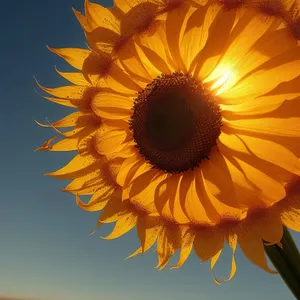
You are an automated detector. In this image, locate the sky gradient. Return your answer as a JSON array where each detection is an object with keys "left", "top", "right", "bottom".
[{"left": 1, "top": 0, "right": 300, "bottom": 299}]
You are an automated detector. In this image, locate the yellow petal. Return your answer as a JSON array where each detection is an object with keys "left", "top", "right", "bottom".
[
  {"left": 114, "top": 0, "right": 150, "bottom": 13},
  {"left": 218, "top": 27, "right": 297, "bottom": 98},
  {"left": 192, "top": 0, "right": 209, "bottom": 5},
  {"left": 155, "top": 175, "right": 190, "bottom": 223},
  {"left": 94, "top": 126, "right": 128, "bottom": 155},
  {"left": 72, "top": 8, "right": 90, "bottom": 32},
  {"left": 221, "top": 152, "right": 286, "bottom": 207},
  {"left": 35, "top": 136, "right": 58, "bottom": 152},
  {"left": 113, "top": 0, "right": 131, "bottom": 12},
  {"left": 134, "top": 43, "right": 162, "bottom": 78},
  {"left": 152, "top": 175, "right": 175, "bottom": 221},
  {"left": 62, "top": 126, "right": 96, "bottom": 141},
  {"left": 281, "top": 207, "right": 300, "bottom": 232},
  {"left": 220, "top": 47, "right": 300, "bottom": 101},
  {"left": 259, "top": 210, "right": 284, "bottom": 244},
  {"left": 111, "top": 142, "right": 136, "bottom": 160},
  {"left": 35, "top": 79, "right": 94, "bottom": 109},
  {"left": 210, "top": 248, "right": 222, "bottom": 271},
  {"left": 39, "top": 112, "right": 83, "bottom": 128},
  {"left": 193, "top": 227, "right": 225, "bottom": 262},
  {"left": 237, "top": 221, "right": 278, "bottom": 273},
  {"left": 251, "top": 0, "right": 292, "bottom": 16},
  {"left": 118, "top": 1, "right": 161, "bottom": 42},
  {"left": 126, "top": 247, "right": 143, "bottom": 259},
  {"left": 102, "top": 213, "right": 138, "bottom": 239},
  {"left": 224, "top": 117, "right": 300, "bottom": 137},
  {"left": 85, "top": 0, "right": 120, "bottom": 32},
  {"left": 287, "top": 1, "right": 300, "bottom": 41},
  {"left": 227, "top": 232, "right": 238, "bottom": 253},
  {"left": 210, "top": 249, "right": 223, "bottom": 285},
  {"left": 223, "top": 255, "right": 236, "bottom": 282},
  {"left": 179, "top": 5, "right": 208, "bottom": 71},
  {"left": 117, "top": 156, "right": 153, "bottom": 188},
  {"left": 137, "top": 215, "right": 162, "bottom": 253},
  {"left": 45, "top": 153, "right": 97, "bottom": 179},
  {"left": 129, "top": 177, "right": 167, "bottom": 210},
  {"left": 81, "top": 52, "right": 113, "bottom": 84},
  {"left": 37, "top": 114, "right": 98, "bottom": 134},
  {"left": 117, "top": 40, "right": 152, "bottom": 82},
  {"left": 171, "top": 229, "right": 195, "bottom": 269},
  {"left": 72, "top": 185, "right": 98, "bottom": 196},
  {"left": 135, "top": 21, "right": 175, "bottom": 76},
  {"left": 50, "top": 138, "right": 79, "bottom": 151},
  {"left": 165, "top": 3, "right": 190, "bottom": 72},
  {"left": 204, "top": 9, "right": 275, "bottom": 88},
  {"left": 35, "top": 80, "right": 85, "bottom": 99},
  {"left": 198, "top": 169, "right": 242, "bottom": 223},
  {"left": 155, "top": 228, "right": 170, "bottom": 270},
  {"left": 105, "top": 62, "right": 143, "bottom": 94},
  {"left": 264, "top": 73, "right": 300, "bottom": 96},
  {"left": 55, "top": 67, "right": 91, "bottom": 86},
  {"left": 85, "top": 29, "right": 119, "bottom": 58},
  {"left": 220, "top": 92, "right": 300, "bottom": 117},
  {"left": 171, "top": 182, "right": 191, "bottom": 224},
  {"left": 47, "top": 46, "right": 90, "bottom": 70},
  {"left": 156, "top": 225, "right": 181, "bottom": 270},
  {"left": 279, "top": 183, "right": 300, "bottom": 232},
  {"left": 65, "top": 169, "right": 101, "bottom": 192},
  {"left": 117, "top": 155, "right": 143, "bottom": 187},
  {"left": 76, "top": 190, "right": 110, "bottom": 212},
  {"left": 99, "top": 197, "right": 128, "bottom": 223},
  {"left": 128, "top": 169, "right": 164, "bottom": 200},
  {"left": 91, "top": 92, "right": 133, "bottom": 119},
  {"left": 38, "top": 95, "right": 77, "bottom": 108},
  {"left": 201, "top": 150, "right": 239, "bottom": 208},
  {"left": 180, "top": 170, "right": 212, "bottom": 223},
  {"left": 67, "top": 171, "right": 115, "bottom": 196},
  {"left": 194, "top": 5, "right": 236, "bottom": 80},
  {"left": 114, "top": 0, "right": 163, "bottom": 14},
  {"left": 218, "top": 132, "right": 300, "bottom": 178}
]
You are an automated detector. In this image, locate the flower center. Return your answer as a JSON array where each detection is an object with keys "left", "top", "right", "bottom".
[{"left": 130, "top": 73, "right": 222, "bottom": 173}]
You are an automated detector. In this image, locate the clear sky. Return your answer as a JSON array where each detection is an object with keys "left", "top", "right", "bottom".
[{"left": 1, "top": 0, "right": 299, "bottom": 299}]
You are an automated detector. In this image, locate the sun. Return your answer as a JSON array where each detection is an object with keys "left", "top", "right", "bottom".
[{"left": 36, "top": 0, "right": 300, "bottom": 282}]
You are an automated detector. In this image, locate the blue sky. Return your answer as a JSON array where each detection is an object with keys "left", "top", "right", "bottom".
[{"left": 1, "top": 0, "right": 299, "bottom": 299}]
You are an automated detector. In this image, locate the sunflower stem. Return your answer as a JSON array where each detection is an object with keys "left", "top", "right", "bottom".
[{"left": 264, "top": 227, "right": 300, "bottom": 299}]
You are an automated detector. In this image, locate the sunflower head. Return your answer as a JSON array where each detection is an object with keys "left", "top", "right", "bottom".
[{"left": 37, "top": 0, "right": 300, "bottom": 283}]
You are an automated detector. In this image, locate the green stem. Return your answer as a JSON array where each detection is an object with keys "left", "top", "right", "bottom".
[{"left": 264, "top": 227, "right": 300, "bottom": 299}]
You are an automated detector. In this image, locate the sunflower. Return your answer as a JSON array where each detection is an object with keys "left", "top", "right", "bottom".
[{"left": 37, "top": 0, "right": 300, "bottom": 282}]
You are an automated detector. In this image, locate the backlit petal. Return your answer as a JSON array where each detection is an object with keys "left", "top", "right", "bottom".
[
  {"left": 220, "top": 47, "right": 300, "bottom": 101},
  {"left": 225, "top": 117, "right": 300, "bottom": 137},
  {"left": 91, "top": 92, "right": 133, "bottom": 119},
  {"left": 137, "top": 215, "right": 162, "bottom": 253},
  {"left": 218, "top": 132, "right": 300, "bottom": 178},
  {"left": 194, "top": 227, "right": 225, "bottom": 262},
  {"left": 94, "top": 126, "right": 128, "bottom": 155},
  {"left": 103, "top": 212, "right": 138, "bottom": 239},
  {"left": 47, "top": 46, "right": 90, "bottom": 70}
]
